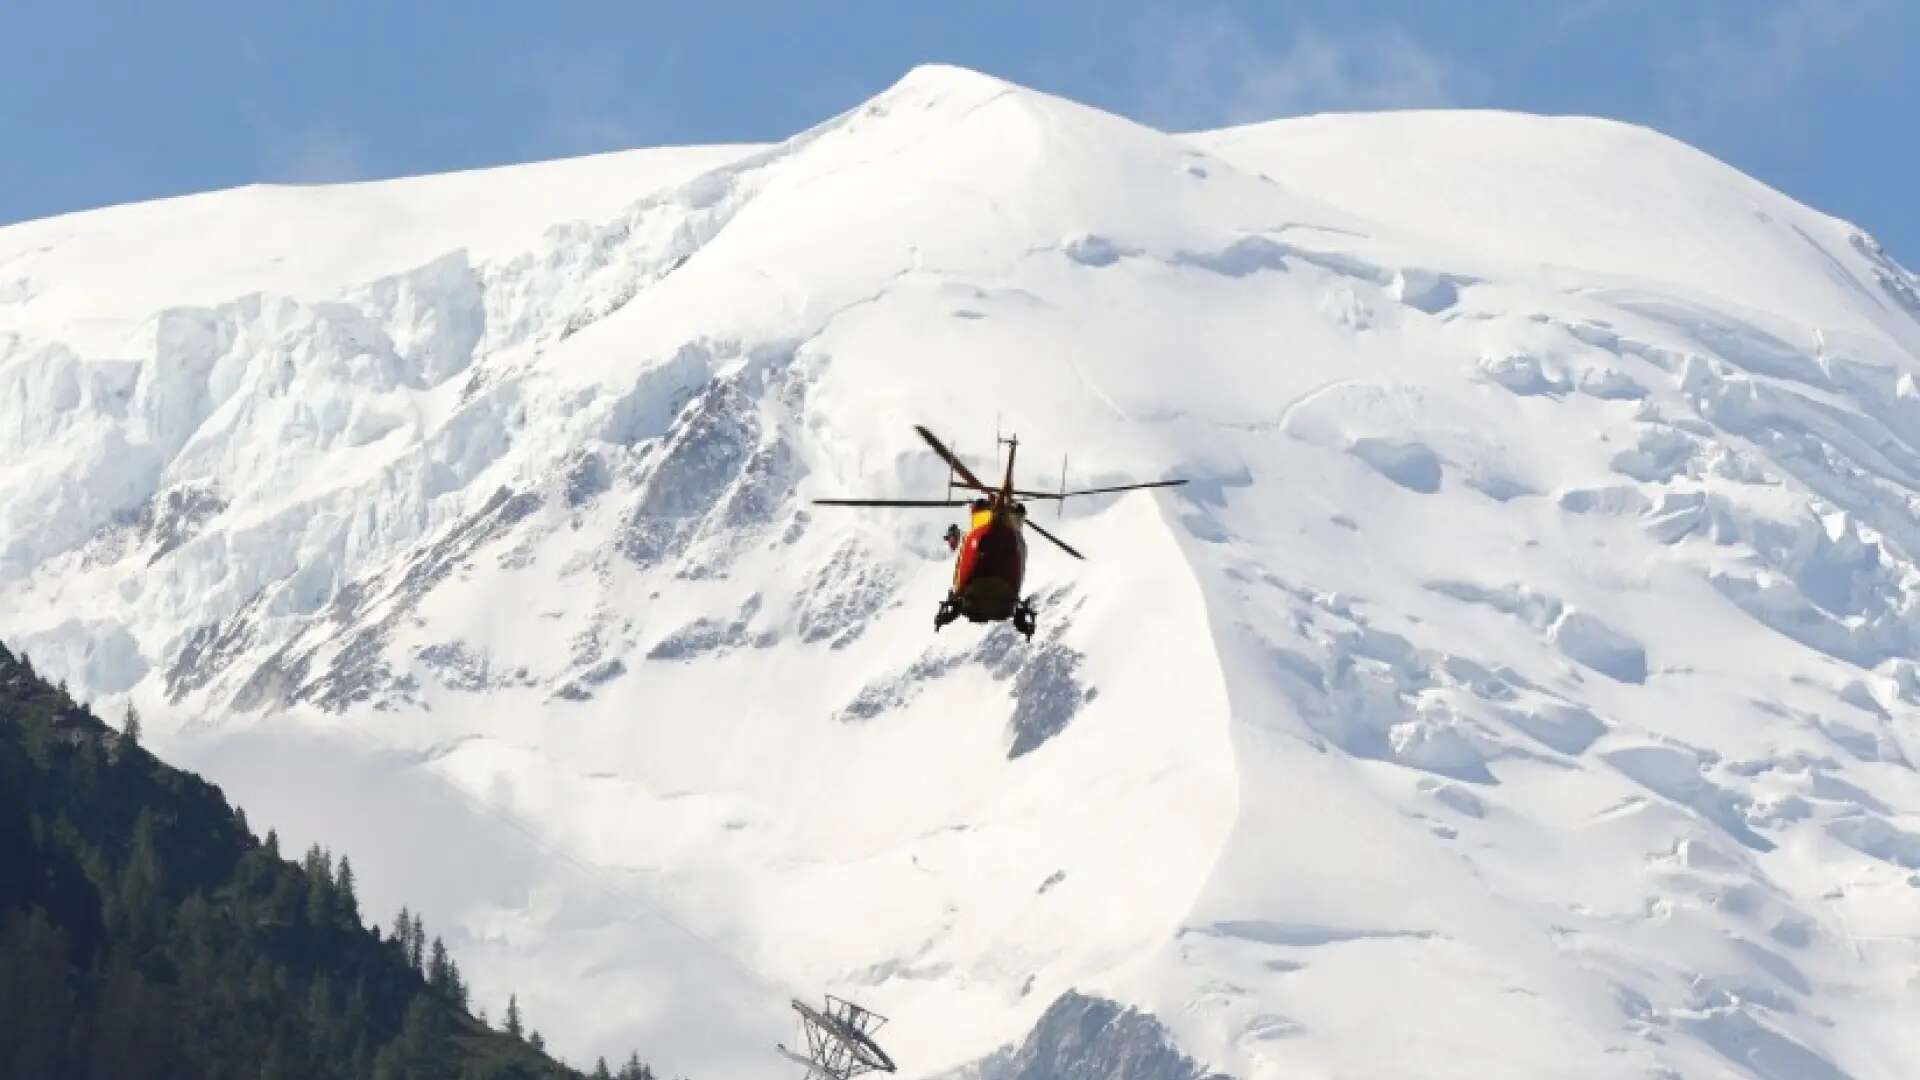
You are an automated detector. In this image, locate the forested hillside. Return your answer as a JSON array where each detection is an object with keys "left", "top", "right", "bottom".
[{"left": 0, "top": 639, "right": 659, "bottom": 1079}]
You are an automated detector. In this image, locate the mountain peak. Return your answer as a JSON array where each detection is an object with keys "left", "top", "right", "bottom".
[{"left": 884, "top": 62, "right": 1019, "bottom": 100}]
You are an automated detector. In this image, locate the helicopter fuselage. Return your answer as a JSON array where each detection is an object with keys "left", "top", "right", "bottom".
[{"left": 951, "top": 503, "right": 1027, "bottom": 622}]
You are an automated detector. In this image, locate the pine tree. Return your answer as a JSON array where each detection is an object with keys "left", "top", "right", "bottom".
[
  {"left": 618, "top": 1052, "right": 653, "bottom": 1080},
  {"left": 117, "top": 809, "right": 164, "bottom": 944},
  {"left": 122, "top": 700, "right": 142, "bottom": 743},
  {"left": 408, "top": 911, "right": 426, "bottom": 972},
  {"left": 384, "top": 996, "right": 454, "bottom": 1080},
  {"left": 334, "top": 855, "right": 359, "bottom": 927},
  {"left": 301, "top": 968, "right": 336, "bottom": 1068},
  {"left": 301, "top": 844, "right": 332, "bottom": 881},
  {"left": 505, "top": 994, "right": 524, "bottom": 1040},
  {"left": 452, "top": 958, "right": 468, "bottom": 1010},
  {"left": 391, "top": 905, "right": 412, "bottom": 950},
  {"left": 529, "top": 1029, "right": 544, "bottom": 1053},
  {"left": 306, "top": 970, "right": 333, "bottom": 1029},
  {"left": 428, "top": 936, "right": 454, "bottom": 997},
  {"left": 345, "top": 977, "right": 370, "bottom": 1036},
  {"left": 304, "top": 845, "right": 335, "bottom": 927},
  {"left": 592, "top": 1057, "right": 613, "bottom": 1080}
]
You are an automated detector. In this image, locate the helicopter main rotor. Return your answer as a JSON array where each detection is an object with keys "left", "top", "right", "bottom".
[{"left": 810, "top": 425, "right": 1184, "bottom": 563}]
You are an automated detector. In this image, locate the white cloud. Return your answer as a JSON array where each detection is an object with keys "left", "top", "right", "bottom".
[
  {"left": 1134, "top": 15, "right": 1462, "bottom": 130},
  {"left": 264, "top": 129, "right": 369, "bottom": 185}
]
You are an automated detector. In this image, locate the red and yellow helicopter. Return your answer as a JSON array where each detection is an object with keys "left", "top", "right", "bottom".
[{"left": 814, "top": 425, "right": 1186, "bottom": 639}]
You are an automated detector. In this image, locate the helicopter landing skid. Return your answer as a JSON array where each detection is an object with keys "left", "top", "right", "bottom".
[
  {"left": 934, "top": 594, "right": 963, "bottom": 631},
  {"left": 1012, "top": 599, "right": 1038, "bottom": 640}
]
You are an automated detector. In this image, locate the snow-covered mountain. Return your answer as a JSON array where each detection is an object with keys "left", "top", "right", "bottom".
[{"left": 7, "top": 65, "right": 1920, "bottom": 1079}]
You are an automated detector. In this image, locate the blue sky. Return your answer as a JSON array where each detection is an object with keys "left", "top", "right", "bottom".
[{"left": 5, "top": 0, "right": 1915, "bottom": 260}]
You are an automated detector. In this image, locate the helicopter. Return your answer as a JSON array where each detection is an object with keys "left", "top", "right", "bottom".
[{"left": 813, "top": 425, "right": 1186, "bottom": 639}]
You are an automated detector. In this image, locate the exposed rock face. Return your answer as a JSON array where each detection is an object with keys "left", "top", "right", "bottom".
[{"left": 956, "top": 993, "right": 1229, "bottom": 1080}]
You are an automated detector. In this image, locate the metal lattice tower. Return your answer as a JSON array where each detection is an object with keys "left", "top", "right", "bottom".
[{"left": 776, "top": 996, "right": 897, "bottom": 1079}]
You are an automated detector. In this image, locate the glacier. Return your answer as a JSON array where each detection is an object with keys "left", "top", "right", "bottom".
[{"left": 4, "top": 65, "right": 1920, "bottom": 1079}]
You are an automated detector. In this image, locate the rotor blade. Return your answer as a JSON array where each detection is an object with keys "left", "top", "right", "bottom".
[
  {"left": 1003, "top": 479, "right": 1188, "bottom": 500},
  {"left": 813, "top": 498, "right": 973, "bottom": 508},
  {"left": 1026, "top": 518, "right": 1085, "bottom": 560},
  {"left": 1055, "top": 479, "right": 1189, "bottom": 497},
  {"left": 914, "top": 425, "right": 993, "bottom": 494}
]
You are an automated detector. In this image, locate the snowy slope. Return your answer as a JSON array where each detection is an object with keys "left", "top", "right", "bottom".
[
  {"left": 0, "top": 143, "right": 758, "bottom": 354},
  {"left": 6, "top": 66, "right": 1920, "bottom": 1080},
  {"left": 1192, "top": 110, "right": 1920, "bottom": 349}
]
